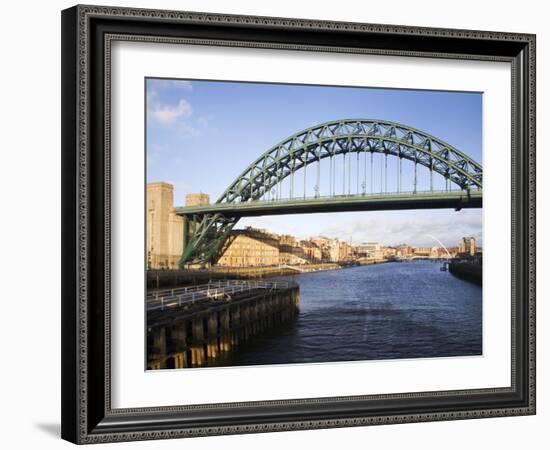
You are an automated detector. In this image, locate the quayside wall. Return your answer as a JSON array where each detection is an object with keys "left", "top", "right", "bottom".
[
  {"left": 449, "top": 261, "right": 482, "bottom": 286},
  {"left": 146, "top": 280, "right": 300, "bottom": 369},
  {"left": 147, "top": 264, "right": 339, "bottom": 289}
]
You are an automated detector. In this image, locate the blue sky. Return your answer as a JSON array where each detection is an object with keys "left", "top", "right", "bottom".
[{"left": 146, "top": 78, "right": 483, "bottom": 248}]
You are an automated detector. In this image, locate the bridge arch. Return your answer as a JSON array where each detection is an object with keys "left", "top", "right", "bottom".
[
  {"left": 179, "top": 119, "right": 482, "bottom": 267},
  {"left": 218, "top": 119, "right": 482, "bottom": 204}
]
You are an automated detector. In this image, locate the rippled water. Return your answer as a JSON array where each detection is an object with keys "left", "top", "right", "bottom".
[{"left": 212, "top": 261, "right": 482, "bottom": 367}]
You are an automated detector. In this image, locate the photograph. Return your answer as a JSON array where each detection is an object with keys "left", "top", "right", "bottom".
[
  {"left": 145, "top": 78, "right": 484, "bottom": 370},
  {"left": 56, "top": 3, "right": 536, "bottom": 444}
]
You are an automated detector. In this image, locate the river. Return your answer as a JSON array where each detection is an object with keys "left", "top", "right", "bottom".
[{"left": 211, "top": 260, "right": 482, "bottom": 367}]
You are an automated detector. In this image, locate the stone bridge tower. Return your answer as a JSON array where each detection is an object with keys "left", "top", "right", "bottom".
[{"left": 146, "top": 182, "right": 184, "bottom": 269}]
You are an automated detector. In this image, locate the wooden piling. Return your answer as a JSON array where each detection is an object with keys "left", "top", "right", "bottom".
[{"left": 147, "top": 283, "right": 300, "bottom": 369}]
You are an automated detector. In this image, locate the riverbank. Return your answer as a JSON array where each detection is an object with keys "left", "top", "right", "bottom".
[
  {"left": 147, "top": 259, "right": 395, "bottom": 289},
  {"left": 449, "top": 261, "right": 482, "bottom": 286},
  {"left": 148, "top": 263, "right": 339, "bottom": 289}
]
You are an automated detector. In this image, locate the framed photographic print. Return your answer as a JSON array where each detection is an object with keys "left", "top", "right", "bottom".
[{"left": 61, "top": 4, "right": 536, "bottom": 444}]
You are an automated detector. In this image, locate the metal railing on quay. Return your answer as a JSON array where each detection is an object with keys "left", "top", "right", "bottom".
[{"left": 146, "top": 280, "right": 296, "bottom": 312}]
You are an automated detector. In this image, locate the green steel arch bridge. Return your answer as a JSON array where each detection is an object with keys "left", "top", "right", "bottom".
[{"left": 175, "top": 119, "right": 482, "bottom": 267}]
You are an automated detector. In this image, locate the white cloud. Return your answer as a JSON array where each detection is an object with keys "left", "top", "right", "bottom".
[
  {"left": 177, "top": 116, "right": 212, "bottom": 137},
  {"left": 239, "top": 209, "right": 483, "bottom": 248},
  {"left": 320, "top": 211, "right": 482, "bottom": 247},
  {"left": 149, "top": 99, "right": 192, "bottom": 125},
  {"left": 146, "top": 79, "right": 212, "bottom": 135}
]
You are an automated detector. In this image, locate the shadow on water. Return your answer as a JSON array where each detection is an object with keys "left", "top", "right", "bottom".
[{"left": 209, "top": 314, "right": 300, "bottom": 368}]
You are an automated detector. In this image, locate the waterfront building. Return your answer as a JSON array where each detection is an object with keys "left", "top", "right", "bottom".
[
  {"left": 458, "top": 238, "right": 467, "bottom": 255},
  {"left": 447, "top": 246, "right": 459, "bottom": 258},
  {"left": 414, "top": 247, "right": 432, "bottom": 257},
  {"left": 338, "top": 241, "right": 353, "bottom": 261},
  {"left": 395, "top": 244, "right": 414, "bottom": 257},
  {"left": 314, "top": 238, "right": 348, "bottom": 262},
  {"left": 217, "top": 228, "right": 280, "bottom": 267},
  {"left": 301, "top": 240, "right": 322, "bottom": 263},
  {"left": 310, "top": 236, "right": 330, "bottom": 248},
  {"left": 459, "top": 236, "right": 476, "bottom": 257},
  {"left": 328, "top": 239, "right": 344, "bottom": 262},
  {"left": 185, "top": 192, "right": 210, "bottom": 207},
  {"left": 356, "top": 242, "right": 381, "bottom": 254},
  {"left": 146, "top": 182, "right": 185, "bottom": 269},
  {"left": 355, "top": 242, "right": 385, "bottom": 260},
  {"left": 309, "top": 237, "right": 335, "bottom": 262},
  {"left": 146, "top": 185, "right": 215, "bottom": 269},
  {"left": 354, "top": 243, "right": 368, "bottom": 257},
  {"left": 468, "top": 237, "right": 476, "bottom": 256},
  {"left": 279, "top": 234, "right": 308, "bottom": 264}
]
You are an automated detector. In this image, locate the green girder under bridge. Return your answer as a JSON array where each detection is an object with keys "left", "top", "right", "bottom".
[{"left": 176, "top": 119, "right": 483, "bottom": 267}]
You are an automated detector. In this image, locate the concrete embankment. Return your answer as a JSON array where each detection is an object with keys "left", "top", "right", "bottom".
[
  {"left": 356, "top": 258, "right": 391, "bottom": 266},
  {"left": 146, "top": 280, "right": 299, "bottom": 369},
  {"left": 147, "top": 263, "right": 340, "bottom": 289},
  {"left": 449, "top": 262, "right": 482, "bottom": 286}
]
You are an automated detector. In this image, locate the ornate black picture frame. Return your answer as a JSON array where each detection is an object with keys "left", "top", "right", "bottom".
[{"left": 61, "top": 4, "right": 536, "bottom": 444}]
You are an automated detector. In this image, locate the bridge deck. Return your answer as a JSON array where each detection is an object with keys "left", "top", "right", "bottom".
[{"left": 175, "top": 190, "right": 482, "bottom": 217}]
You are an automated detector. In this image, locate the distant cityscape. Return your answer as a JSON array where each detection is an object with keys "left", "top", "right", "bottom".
[
  {"left": 146, "top": 183, "right": 481, "bottom": 270},
  {"left": 208, "top": 226, "right": 480, "bottom": 269}
]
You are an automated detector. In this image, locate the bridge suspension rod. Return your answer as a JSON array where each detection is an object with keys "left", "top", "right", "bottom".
[
  {"left": 334, "top": 153, "right": 337, "bottom": 196},
  {"left": 445, "top": 153, "right": 450, "bottom": 191},
  {"left": 303, "top": 152, "right": 307, "bottom": 200},
  {"left": 398, "top": 156, "right": 401, "bottom": 193},
  {"left": 430, "top": 158, "right": 434, "bottom": 192},
  {"left": 363, "top": 148, "right": 367, "bottom": 194},
  {"left": 385, "top": 152, "right": 388, "bottom": 193},
  {"left": 329, "top": 154, "right": 333, "bottom": 197},
  {"left": 380, "top": 153, "right": 383, "bottom": 193},
  {"left": 290, "top": 157, "right": 295, "bottom": 199},
  {"left": 370, "top": 150, "right": 373, "bottom": 194},
  {"left": 342, "top": 152, "right": 346, "bottom": 195},
  {"left": 276, "top": 161, "right": 280, "bottom": 200},
  {"left": 414, "top": 153, "right": 418, "bottom": 194},
  {"left": 356, "top": 151, "right": 359, "bottom": 195},
  {"left": 316, "top": 153, "right": 320, "bottom": 198},
  {"left": 348, "top": 150, "right": 351, "bottom": 195}
]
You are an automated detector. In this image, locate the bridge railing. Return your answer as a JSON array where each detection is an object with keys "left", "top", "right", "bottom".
[
  {"left": 230, "top": 188, "right": 479, "bottom": 205},
  {"left": 146, "top": 280, "right": 296, "bottom": 312}
]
